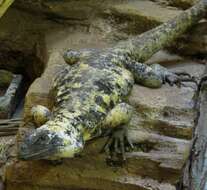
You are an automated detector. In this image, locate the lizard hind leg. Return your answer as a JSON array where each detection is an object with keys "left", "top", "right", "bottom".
[{"left": 101, "top": 103, "right": 134, "bottom": 165}]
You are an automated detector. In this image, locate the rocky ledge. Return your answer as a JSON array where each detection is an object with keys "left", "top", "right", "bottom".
[
  {"left": 4, "top": 52, "right": 204, "bottom": 190},
  {"left": 0, "top": 0, "right": 206, "bottom": 189}
]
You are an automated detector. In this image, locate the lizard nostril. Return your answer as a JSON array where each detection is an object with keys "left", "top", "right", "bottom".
[{"left": 20, "top": 143, "right": 28, "bottom": 151}]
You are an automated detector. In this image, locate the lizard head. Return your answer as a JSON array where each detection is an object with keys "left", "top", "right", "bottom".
[{"left": 18, "top": 124, "right": 83, "bottom": 160}]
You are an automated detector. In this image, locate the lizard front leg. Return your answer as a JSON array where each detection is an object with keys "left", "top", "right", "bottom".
[
  {"left": 125, "top": 61, "right": 197, "bottom": 88},
  {"left": 150, "top": 63, "right": 197, "bottom": 87},
  {"left": 101, "top": 103, "right": 134, "bottom": 164}
]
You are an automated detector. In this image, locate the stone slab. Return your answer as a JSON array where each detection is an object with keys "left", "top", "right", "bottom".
[
  {"left": 153, "top": 0, "right": 198, "bottom": 9},
  {"left": 6, "top": 131, "right": 190, "bottom": 189},
  {"left": 111, "top": 0, "right": 181, "bottom": 23},
  {"left": 107, "top": 0, "right": 181, "bottom": 36},
  {"left": 129, "top": 60, "right": 205, "bottom": 139}
]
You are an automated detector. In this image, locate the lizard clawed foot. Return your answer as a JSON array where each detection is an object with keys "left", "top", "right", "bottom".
[
  {"left": 101, "top": 126, "right": 133, "bottom": 166},
  {"left": 164, "top": 71, "right": 198, "bottom": 87}
]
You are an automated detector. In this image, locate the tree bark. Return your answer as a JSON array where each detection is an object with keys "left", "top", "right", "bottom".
[{"left": 181, "top": 65, "right": 207, "bottom": 190}]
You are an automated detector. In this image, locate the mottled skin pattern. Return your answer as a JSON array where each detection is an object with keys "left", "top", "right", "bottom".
[{"left": 18, "top": 0, "right": 207, "bottom": 161}]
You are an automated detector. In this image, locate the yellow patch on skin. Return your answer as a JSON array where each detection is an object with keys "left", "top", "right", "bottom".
[
  {"left": 83, "top": 131, "right": 91, "bottom": 141},
  {"left": 48, "top": 125, "right": 63, "bottom": 133},
  {"left": 103, "top": 103, "right": 133, "bottom": 128},
  {"left": 79, "top": 63, "right": 89, "bottom": 70},
  {"left": 72, "top": 83, "right": 82, "bottom": 88},
  {"left": 102, "top": 94, "right": 110, "bottom": 105}
]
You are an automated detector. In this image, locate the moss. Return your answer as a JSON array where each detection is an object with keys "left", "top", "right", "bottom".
[{"left": 0, "top": 70, "right": 13, "bottom": 89}]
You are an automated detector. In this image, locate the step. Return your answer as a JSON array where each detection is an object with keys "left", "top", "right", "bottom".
[
  {"left": 5, "top": 130, "right": 190, "bottom": 189},
  {"left": 108, "top": 0, "right": 182, "bottom": 35},
  {"left": 6, "top": 172, "right": 176, "bottom": 190},
  {"left": 129, "top": 59, "right": 204, "bottom": 139}
]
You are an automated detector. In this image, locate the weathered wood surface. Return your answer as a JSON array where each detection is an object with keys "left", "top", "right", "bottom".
[
  {"left": 0, "top": 118, "right": 22, "bottom": 136},
  {"left": 0, "top": 0, "right": 14, "bottom": 18},
  {"left": 181, "top": 65, "right": 207, "bottom": 190}
]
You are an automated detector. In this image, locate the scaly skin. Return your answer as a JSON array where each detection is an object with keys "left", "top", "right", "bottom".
[{"left": 18, "top": 0, "right": 207, "bottom": 161}]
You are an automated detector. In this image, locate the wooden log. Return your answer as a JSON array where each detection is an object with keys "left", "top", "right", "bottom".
[{"left": 181, "top": 65, "right": 207, "bottom": 190}]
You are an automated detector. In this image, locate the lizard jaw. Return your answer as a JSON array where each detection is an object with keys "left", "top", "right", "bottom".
[{"left": 18, "top": 125, "right": 84, "bottom": 160}]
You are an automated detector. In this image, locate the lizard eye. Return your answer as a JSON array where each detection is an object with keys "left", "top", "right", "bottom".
[{"left": 40, "top": 136, "right": 47, "bottom": 141}]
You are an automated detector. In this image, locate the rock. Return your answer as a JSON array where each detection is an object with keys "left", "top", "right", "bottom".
[
  {"left": 0, "top": 8, "right": 47, "bottom": 80},
  {"left": 104, "top": 0, "right": 181, "bottom": 38},
  {"left": 129, "top": 84, "right": 195, "bottom": 140},
  {"left": 170, "top": 21, "right": 207, "bottom": 57},
  {"left": 0, "top": 70, "right": 13, "bottom": 89},
  {"left": 154, "top": 0, "right": 198, "bottom": 9},
  {"left": 13, "top": 0, "right": 113, "bottom": 22},
  {"left": 0, "top": 136, "right": 15, "bottom": 180},
  {"left": 7, "top": 131, "right": 190, "bottom": 189}
]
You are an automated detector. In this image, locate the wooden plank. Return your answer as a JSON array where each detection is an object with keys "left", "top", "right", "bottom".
[
  {"left": 0, "top": 118, "right": 22, "bottom": 136},
  {"left": 0, "top": 131, "right": 17, "bottom": 136}
]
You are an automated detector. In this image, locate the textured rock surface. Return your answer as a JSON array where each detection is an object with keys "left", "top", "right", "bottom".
[
  {"left": 171, "top": 21, "right": 207, "bottom": 57},
  {"left": 0, "top": 8, "right": 47, "bottom": 80},
  {"left": 0, "top": 136, "right": 15, "bottom": 180},
  {"left": 154, "top": 0, "right": 198, "bottom": 9},
  {"left": 107, "top": 0, "right": 182, "bottom": 36}
]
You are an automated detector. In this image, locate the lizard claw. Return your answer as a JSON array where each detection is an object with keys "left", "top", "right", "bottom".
[
  {"left": 101, "top": 126, "right": 133, "bottom": 166},
  {"left": 164, "top": 71, "right": 198, "bottom": 87}
]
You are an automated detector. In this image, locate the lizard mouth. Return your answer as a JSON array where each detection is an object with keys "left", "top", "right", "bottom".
[
  {"left": 18, "top": 143, "right": 62, "bottom": 160},
  {"left": 17, "top": 127, "right": 82, "bottom": 160},
  {"left": 17, "top": 129, "right": 65, "bottom": 160}
]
